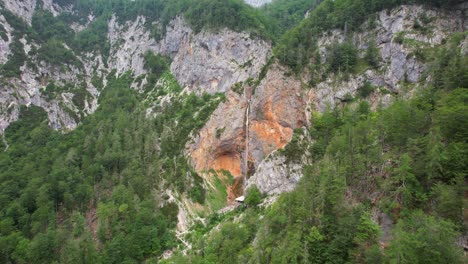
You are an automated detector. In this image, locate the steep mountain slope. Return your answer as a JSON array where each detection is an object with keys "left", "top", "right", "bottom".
[
  {"left": 0, "top": 0, "right": 466, "bottom": 263},
  {"left": 245, "top": 0, "right": 272, "bottom": 7}
]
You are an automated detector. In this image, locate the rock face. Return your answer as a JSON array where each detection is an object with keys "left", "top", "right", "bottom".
[
  {"left": 1, "top": 0, "right": 64, "bottom": 24},
  {"left": 2, "top": 0, "right": 37, "bottom": 24},
  {"left": 0, "top": 14, "right": 12, "bottom": 64},
  {"left": 187, "top": 63, "right": 306, "bottom": 198},
  {"left": 312, "top": 5, "right": 465, "bottom": 112},
  {"left": 0, "top": 62, "right": 91, "bottom": 132},
  {"left": 188, "top": 91, "right": 247, "bottom": 177},
  {"left": 248, "top": 64, "right": 306, "bottom": 167},
  {"left": 107, "top": 15, "right": 270, "bottom": 94},
  {"left": 244, "top": 0, "right": 272, "bottom": 7},
  {"left": 246, "top": 4, "right": 467, "bottom": 195},
  {"left": 246, "top": 152, "right": 303, "bottom": 195},
  {"left": 108, "top": 15, "right": 158, "bottom": 77},
  {"left": 0, "top": 8, "right": 270, "bottom": 133},
  {"left": 162, "top": 17, "right": 271, "bottom": 94}
]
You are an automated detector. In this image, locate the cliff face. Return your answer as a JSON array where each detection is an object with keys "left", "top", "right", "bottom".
[
  {"left": 0, "top": 2, "right": 270, "bottom": 133},
  {"left": 1, "top": 0, "right": 64, "bottom": 24},
  {"left": 248, "top": 64, "right": 306, "bottom": 167},
  {"left": 187, "top": 4, "right": 467, "bottom": 196},
  {"left": 0, "top": 0, "right": 466, "bottom": 202},
  {"left": 186, "top": 63, "right": 306, "bottom": 190},
  {"left": 162, "top": 17, "right": 271, "bottom": 94},
  {"left": 311, "top": 4, "right": 466, "bottom": 112},
  {"left": 244, "top": 0, "right": 272, "bottom": 7}
]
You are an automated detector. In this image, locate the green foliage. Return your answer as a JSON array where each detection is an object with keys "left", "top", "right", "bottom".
[
  {"left": 386, "top": 212, "right": 463, "bottom": 263},
  {"left": 434, "top": 88, "right": 467, "bottom": 142},
  {"left": 281, "top": 128, "right": 306, "bottom": 162},
  {"left": 262, "top": 0, "right": 322, "bottom": 38},
  {"left": 0, "top": 8, "right": 29, "bottom": 77},
  {"left": 32, "top": 10, "right": 73, "bottom": 42},
  {"left": 215, "top": 127, "right": 225, "bottom": 138},
  {"left": 327, "top": 41, "right": 358, "bottom": 74},
  {"left": 206, "top": 173, "right": 229, "bottom": 211},
  {"left": 1, "top": 39, "right": 26, "bottom": 77},
  {"left": 232, "top": 82, "right": 244, "bottom": 95},
  {"left": 0, "top": 24, "right": 8, "bottom": 41},
  {"left": 71, "top": 15, "right": 111, "bottom": 56},
  {"left": 431, "top": 33, "right": 468, "bottom": 90},
  {"left": 184, "top": 0, "right": 272, "bottom": 38},
  {"left": 143, "top": 51, "right": 171, "bottom": 80},
  {"left": 0, "top": 69, "right": 225, "bottom": 262},
  {"left": 365, "top": 39, "right": 380, "bottom": 69},
  {"left": 36, "top": 39, "right": 82, "bottom": 68},
  {"left": 174, "top": 68, "right": 467, "bottom": 262},
  {"left": 244, "top": 185, "right": 262, "bottom": 206},
  {"left": 358, "top": 81, "right": 375, "bottom": 98},
  {"left": 274, "top": 0, "right": 465, "bottom": 73},
  {"left": 309, "top": 109, "right": 343, "bottom": 160}
]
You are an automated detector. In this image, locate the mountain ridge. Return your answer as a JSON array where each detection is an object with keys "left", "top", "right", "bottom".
[{"left": 0, "top": 0, "right": 466, "bottom": 263}]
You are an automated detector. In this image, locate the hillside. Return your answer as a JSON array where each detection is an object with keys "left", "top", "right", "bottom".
[{"left": 0, "top": 0, "right": 467, "bottom": 263}]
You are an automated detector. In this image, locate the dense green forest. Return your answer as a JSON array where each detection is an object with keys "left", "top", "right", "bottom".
[
  {"left": 0, "top": 0, "right": 466, "bottom": 263},
  {"left": 0, "top": 66, "right": 226, "bottom": 262}
]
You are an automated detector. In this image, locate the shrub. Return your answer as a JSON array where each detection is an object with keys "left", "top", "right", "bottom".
[{"left": 245, "top": 185, "right": 262, "bottom": 206}]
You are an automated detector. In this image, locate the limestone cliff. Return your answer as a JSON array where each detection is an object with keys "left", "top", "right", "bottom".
[
  {"left": 1, "top": 0, "right": 65, "bottom": 24},
  {"left": 311, "top": 4, "right": 466, "bottom": 112},
  {"left": 0, "top": 3, "right": 270, "bottom": 133},
  {"left": 0, "top": 0, "right": 466, "bottom": 204},
  {"left": 244, "top": 0, "right": 272, "bottom": 7},
  {"left": 188, "top": 4, "right": 467, "bottom": 196}
]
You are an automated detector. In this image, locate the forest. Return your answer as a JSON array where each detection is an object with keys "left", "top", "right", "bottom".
[
  {"left": 0, "top": 0, "right": 466, "bottom": 263},
  {"left": 164, "top": 30, "right": 467, "bottom": 262}
]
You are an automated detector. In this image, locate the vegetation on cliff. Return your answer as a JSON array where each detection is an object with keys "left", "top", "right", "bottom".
[
  {"left": 0, "top": 69, "right": 225, "bottom": 262},
  {"left": 0, "top": 0, "right": 466, "bottom": 263}
]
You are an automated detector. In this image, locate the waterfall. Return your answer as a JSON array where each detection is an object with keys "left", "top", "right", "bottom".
[
  {"left": 243, "top": 99, "right": 250, "bottom": 195},
  {"left": 243, "top": 85, "right": 253, "bottom": 196}
]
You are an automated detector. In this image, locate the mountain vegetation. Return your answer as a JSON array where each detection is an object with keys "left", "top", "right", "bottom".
[
  {"left": 0, "top": 70, "right": 225, "bottom": 262},
  {"left": 167, "top": 74, "right": 467, "bottom": 263},
  {"left": 0, "top": 0, "right": 466, "bottom": 263}
]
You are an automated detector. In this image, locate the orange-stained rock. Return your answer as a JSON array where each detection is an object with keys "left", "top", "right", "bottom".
[
  {"left": 187, "top": 91, "right": 247, "bottom": 177},
  {"left": 213, "top": 153, "right": 242, "bottom": 177},
  {"left": 248, "top": 64, "right": 306, "bottom": 167},
  {"left": 186, "top": 63, "right": 307, "bottom": 201}
]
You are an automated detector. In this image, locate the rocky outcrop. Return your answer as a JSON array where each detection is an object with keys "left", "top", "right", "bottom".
[
  {"left": 244, "top": 0, "right": 272, "bottom": 7},
  {"left": 246, "top": 151, "right": 303, "bottom": 195},
  {"left": 248, "top": 64, "right": 306, "bottom": 167},
  {"left": 1, "top": 0, "right": 37, "bottom": 24},
  {"left": 1, "top": 0, "right": 65, "bottom": 24},
  {"left": 0, "top": 14, "right": 12, "bottom": 64},
  {"left": 313, "top": 5, "right": 465, "bottom": 111},
  {"left": 0, "top": 11, "right": 270, "bottom": 133},
  {"left": 188, "top": 91, "right": 247, "bottom": 177},
  {"left": 108, "top": 15, "right": 158, "bottom": 77},
  {"left": 0, "top": 62, "right": 88, "bottom": 132},
  {"left": 245, "top": 4, "right": 467, "bottom": 196},
  {"left": 187, "top": 63, "right": 306, "bottom": 197},
  {"left": 162, "top": 17, "right": 271, "bottom": 94},
  {"left": 107, "top": 15, "right": 270, "bottom": 94}
]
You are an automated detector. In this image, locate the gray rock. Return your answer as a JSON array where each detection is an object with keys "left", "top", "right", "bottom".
[
  {"left": 162, "top": 18, "right": 271, "bottom": 94},
  {"left": 246, "top": 152, "right": 303, "bottom": 195},
  {"left": 0, "top": 15, "right": 13, "bottom": 64},
  {"left": 244, "top": 0, "right": 272, "bottom": 7}
]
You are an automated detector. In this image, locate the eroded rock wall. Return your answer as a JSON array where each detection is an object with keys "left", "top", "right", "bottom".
[
  {"left": 187, "top": 63, "right": 306, "bottom": 197},
  {"left": 163, "top": 18, "right": 271, "bottom": 94}
]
